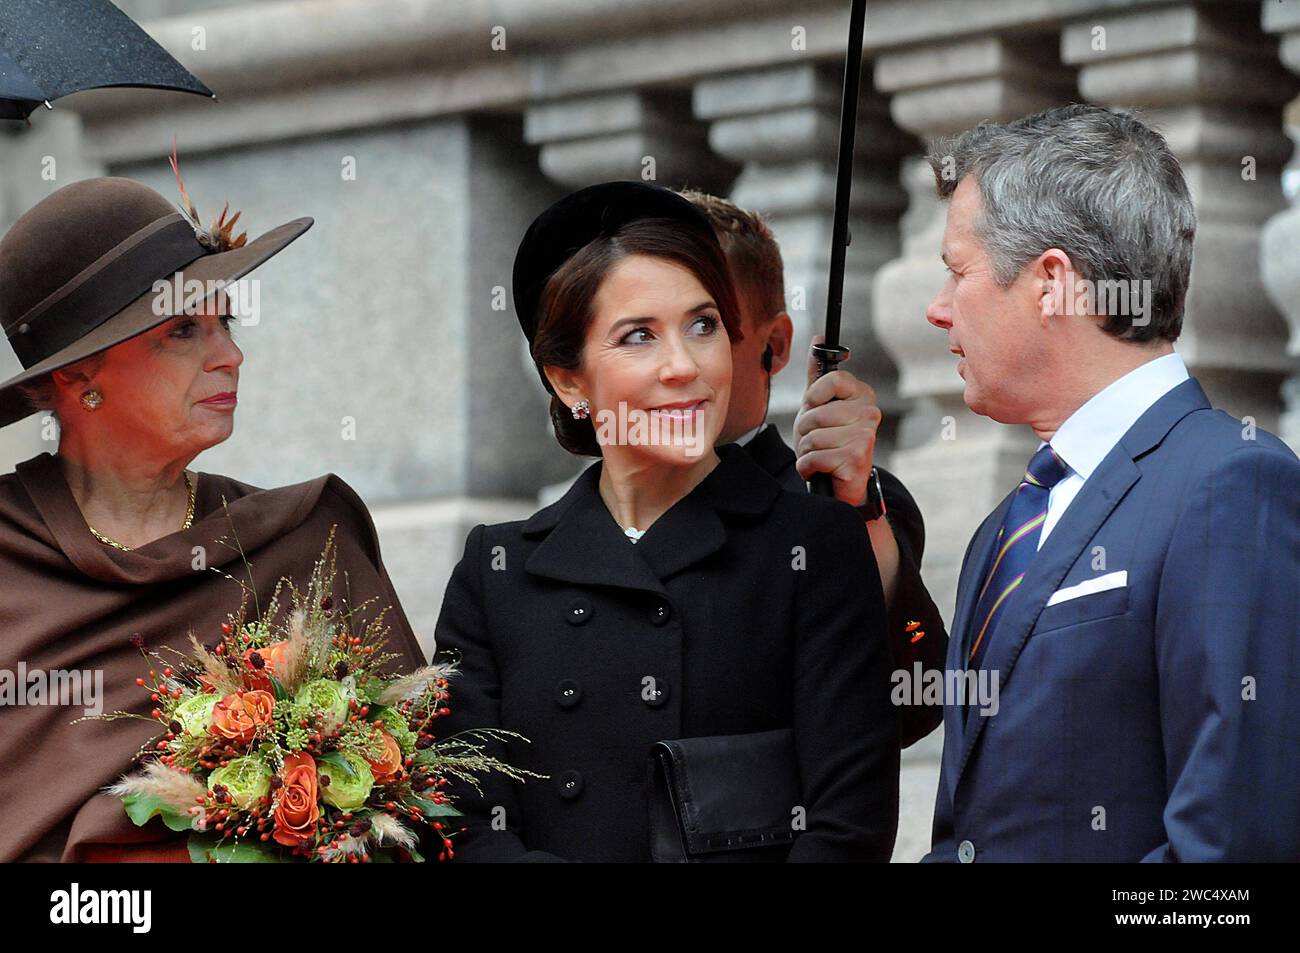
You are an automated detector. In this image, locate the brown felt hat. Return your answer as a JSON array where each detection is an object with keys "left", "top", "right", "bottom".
[{"left": 0, "top": 176, "right": 312, "bottom": 428}]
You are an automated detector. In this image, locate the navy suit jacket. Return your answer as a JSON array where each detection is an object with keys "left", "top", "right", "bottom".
[{"left": 926, "top": 377, "right": 1300, "bottom": 862}]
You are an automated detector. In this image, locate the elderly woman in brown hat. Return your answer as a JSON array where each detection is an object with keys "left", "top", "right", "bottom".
[{"left": 0, "top": 175, "right": 424, "bottom": 862}]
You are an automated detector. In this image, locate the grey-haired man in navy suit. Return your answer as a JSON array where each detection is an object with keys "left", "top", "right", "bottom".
[{"left": 922, "top": 104, "right": 1299, "bottom": 862}]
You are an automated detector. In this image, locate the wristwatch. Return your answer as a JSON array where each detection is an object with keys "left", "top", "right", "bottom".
[{"left": 857, "top": 467, "right": 887, "bottom": 522}]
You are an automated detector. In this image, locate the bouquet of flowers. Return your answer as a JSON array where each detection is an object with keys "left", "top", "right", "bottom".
[{"left": 100, "top": 533, "right": 533, "bottom": 862}]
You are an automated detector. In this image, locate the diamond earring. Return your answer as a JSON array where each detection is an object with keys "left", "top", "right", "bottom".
[
  {"left": 80, "top": 390, "right": 103, "bottom": 411},
  {"left": 571, "top": 399, "right": 590, "bottom": 420}
]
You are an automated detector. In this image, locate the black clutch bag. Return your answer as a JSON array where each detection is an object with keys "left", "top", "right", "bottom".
[{"left": 647, "top": 728, "right": 802, "bottom": 863}]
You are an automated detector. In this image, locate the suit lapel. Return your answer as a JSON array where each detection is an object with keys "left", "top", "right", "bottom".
[
  {"left": 951, "top": 499, "right": 1011, "bottom": 657},
  {"left": 951, "top": 377, "right": 1212, "bottom": 790},
  {"left": 953, "top": 454, "right": 1141, "bottom": 785},
  {"left": 942, "top": 499, "right": 1009, "bottom": 799}
]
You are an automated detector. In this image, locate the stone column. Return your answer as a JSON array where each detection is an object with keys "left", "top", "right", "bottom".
[
  {"left": 524, "top": 90, "right": 738, "bottom": 192},
  {"left": 871, "top": 36, "right": 1078, "bottom": 624},
  {"left": 694, "top": 63, "right": 916, "bottom": 455},
  {"left": 1062, "top": 1, "right": 1300, "bottom": 431},
  {"left": 1261, "top": 0, "right": 1300, "bottom": 454}
]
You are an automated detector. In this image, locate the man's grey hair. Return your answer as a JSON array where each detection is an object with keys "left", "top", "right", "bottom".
[{"left": 926, "top": 104, "right": 1195, "bottom": 342}]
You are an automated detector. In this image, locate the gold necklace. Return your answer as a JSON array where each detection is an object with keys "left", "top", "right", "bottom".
[{"left": 88, "top": 472, "right": 197, "bottom": 552}]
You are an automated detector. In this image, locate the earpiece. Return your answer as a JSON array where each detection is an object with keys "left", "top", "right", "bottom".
[{"left": 761, "top": 343, "right": 773, "bottom": 373}]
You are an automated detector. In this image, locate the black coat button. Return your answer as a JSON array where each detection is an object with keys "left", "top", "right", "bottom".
[
  {"left": 642, "top": 676, "right": 670, "bottom": 708},
  {"left": 565, "top": 599, "right": 593, "bottom": 626},
  {"left": 555, "top": 678, "right": 582, "bottom": 709},
  {"left": 557, "top": 770, "right": 584, "bottom": 799},
  {"left": 650, "top": 600, "right": 672, "bottom": 626}
]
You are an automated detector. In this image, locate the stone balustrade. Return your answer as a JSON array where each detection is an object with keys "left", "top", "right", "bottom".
[{"left": 2, "top": 0, "right": 1296, "bottom": 861}]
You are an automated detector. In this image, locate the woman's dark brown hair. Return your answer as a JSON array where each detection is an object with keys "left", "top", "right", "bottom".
[{"left": 531, "top": 217, "right": 744, "bottom": 456}]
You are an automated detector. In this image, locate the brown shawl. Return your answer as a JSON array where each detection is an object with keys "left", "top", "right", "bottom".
[{"left": 0, "top": 452, "right": 426, "bottom": 862}]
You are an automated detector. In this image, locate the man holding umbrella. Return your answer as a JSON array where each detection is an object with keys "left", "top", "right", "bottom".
[{"left": 682, "top": 189, "right": 948, "bottom": 750}]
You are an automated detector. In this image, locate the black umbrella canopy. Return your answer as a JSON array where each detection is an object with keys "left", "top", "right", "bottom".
[
  {"left": 0, "top": 0, "right": 213, "bottom": 121},
  {"left": 0, "top": 44, "right": 48, "bottom": 120}
]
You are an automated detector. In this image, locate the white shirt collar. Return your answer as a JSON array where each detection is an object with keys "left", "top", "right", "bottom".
[
  {"left": 1048, "top": 351, "right": 1190, "bottom": 480},
  {"left": 734, "top": 422, "right": 768, "bottom": 447}
]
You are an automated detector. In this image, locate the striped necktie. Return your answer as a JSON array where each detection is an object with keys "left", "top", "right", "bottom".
[{"left": 966, "top": 444, "right": 1069, "bottom": 673}]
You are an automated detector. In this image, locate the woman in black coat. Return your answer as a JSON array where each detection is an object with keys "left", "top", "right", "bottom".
[{"left": 433, "top": 182, "right": 899, "bottom": 862}]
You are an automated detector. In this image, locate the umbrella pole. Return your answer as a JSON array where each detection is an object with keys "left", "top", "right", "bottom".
[{"left": 809, "top": 0, "right": 867, "bottom": 498}]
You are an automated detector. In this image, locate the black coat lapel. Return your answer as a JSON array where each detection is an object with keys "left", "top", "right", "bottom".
[
  {"left": 522, "top": 445, "right": 781, "bottom": 592},
  {"left": 737, "top": 424, "right": 800, "bottom": 491},
  {"left": 522, "top": 463, "right": 666, "bottom": 595}
]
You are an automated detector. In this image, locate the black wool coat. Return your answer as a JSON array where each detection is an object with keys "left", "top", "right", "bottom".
[
  {"left": 741, "top": 425, "right": 948, "bottom": 747},
  {"left": 432, "top": 443, "right": 900, "bottom": 862}
]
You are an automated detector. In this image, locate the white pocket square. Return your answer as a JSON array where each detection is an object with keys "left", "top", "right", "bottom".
[{"left": 1046, "top": 570, "right": 1128, "bottom": 607}]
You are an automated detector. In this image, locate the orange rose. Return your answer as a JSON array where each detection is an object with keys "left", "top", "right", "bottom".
[
  {"left": 365, "top": 731, "right": 404, "bottom": 783},
  {"left": 243, "top": 641, "right": 292, "bottom": 691},
  {"left": 273, "top": 752, "right": 321, "bottom": 848},
  {"left": 210, "top": 690, "right": 275, "bottom": 745}
]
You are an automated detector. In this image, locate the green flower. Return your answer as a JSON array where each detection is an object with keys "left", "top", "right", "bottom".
[
  {"left": 318, "top": 752, "right": 374, "bottom": 811},
  {"left": 371, "top": 706, "right": 416, "bottom": 754},
  {"left": 208, "top": 756, "right": 272, "bottom": 811},
  {"left": 294, "top": 678, "right": 351, "bottom": 732},
  {"left": 240, "top": 619, "right": 272, "bottom": 644},
  {"left": 174, "top": 693, "right": 221, "bottom": 737}
]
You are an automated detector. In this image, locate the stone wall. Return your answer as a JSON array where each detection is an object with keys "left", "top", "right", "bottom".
[{"left": 2, "top": 0, "right": 1297, "bottom": 861}]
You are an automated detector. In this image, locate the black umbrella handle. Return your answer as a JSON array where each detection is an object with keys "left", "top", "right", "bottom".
[
  {"left": 822, "top": 0, "right": 867, "bottom": 350},
  {"left": 810, "top": 0, "right": 867, "bottom": 499},
  {"left": 808, "top": 343, "right": 852, "bottom": 498}
]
